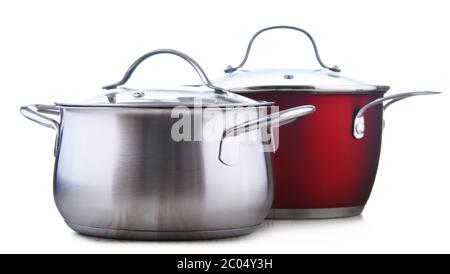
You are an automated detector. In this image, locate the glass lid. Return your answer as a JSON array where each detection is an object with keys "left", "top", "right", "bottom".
[
  {"left": 215, "top": 25, "right": 388, "bottom": 94},
  {"left": 56, "top": 49, "right": 271, "bottom": 108},
  {"left": 58, "top": 86, "right": 267, "bottom": 107},
  {"left": 214, "top": 68, "right": 380, "bottom": 93}
]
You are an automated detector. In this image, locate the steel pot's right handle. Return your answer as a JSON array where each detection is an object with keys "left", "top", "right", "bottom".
[
  {"left": 225, "top": 25, "right": 340, "bottom": 73},
  {"left": 222, "top": 105, "right": 315, "bottom": 138},
  {"left": 219, "top": 105, "right": 316, "bottom": 165},
  {"left": 353, "top": 91, "right": 441, "bottom": 139}
]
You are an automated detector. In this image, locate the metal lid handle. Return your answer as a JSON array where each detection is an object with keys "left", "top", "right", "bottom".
[
  {"left": 103, "top": 49, "right": 226, "bottom": 93},
  {"left": 225, "top": 25, "right": 340, "bottom": 73}
]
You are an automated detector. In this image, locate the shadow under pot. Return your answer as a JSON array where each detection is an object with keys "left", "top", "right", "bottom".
[
  {"left": 215, "top": 25, "right": 440, "bottom": 219},
  {"left": 20, "top": 49, "right": 316, "bottom": 240}
]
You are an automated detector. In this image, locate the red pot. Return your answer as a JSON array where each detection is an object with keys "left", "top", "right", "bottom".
[{"left": 215, "top": 26, "right": 439, "bottom": 218}]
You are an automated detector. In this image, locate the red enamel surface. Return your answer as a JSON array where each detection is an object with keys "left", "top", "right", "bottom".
[{"left": 240, "top": 92, "right": 384, "bottom": 209}]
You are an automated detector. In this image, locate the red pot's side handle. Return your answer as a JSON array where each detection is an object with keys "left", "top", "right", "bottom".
[
  {"left": 353, "top": 91, "right": 441, "bottom": 139},
  {"left": 224, "top": 25, "right": 340, "bottom": 73},
  {"left": 219, "top": 105, "right": 316, "bottom": 166},
  {"left": 20, "top": 104, "right": 61, "bottom": 156}
]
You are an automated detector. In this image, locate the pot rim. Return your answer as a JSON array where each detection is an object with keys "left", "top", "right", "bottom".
[
  {"left": 228, "top": 85, "right": 390, "bottom": 95},
  {"left": 54, "top": 101, "right": 275, "bottom": 109}
]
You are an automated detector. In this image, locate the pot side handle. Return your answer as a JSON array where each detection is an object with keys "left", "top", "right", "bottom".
[
  {"left": 223, "top": 105, "right": 315, "bottom": 138},
  {"left": 20, "top": 104, "right": 61, "bottom": 155},
  {"left": 20, "top": 104, "right": 60, "bottom": 130},
  {"left": 353, "top": 91, "right": 441, "bottom": 139},
  {"left": 219, "top": 105, "right": 316, "bottom": 165}
]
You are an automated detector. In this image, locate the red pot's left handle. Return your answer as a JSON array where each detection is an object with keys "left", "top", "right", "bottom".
[
  {"left": 20, "top": 104, "right": 61, "bottom": 156},
  {"left": 353, "top": 91, "right": 440, "bottom": 139}
]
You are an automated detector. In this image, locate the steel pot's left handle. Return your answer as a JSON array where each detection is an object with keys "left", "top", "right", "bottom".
[
  {"left": 353, "top": 91, "right": 440, "bottom": 139},
  {"left": 20, "top": 104, "right": 61, "bottom": 156},
  {"left": 219, "top": 105, "right": 316, "bottom": 165}
]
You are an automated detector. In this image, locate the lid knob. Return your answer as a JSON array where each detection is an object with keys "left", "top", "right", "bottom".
[
  {"left": 133, "top": 91, "right": 145, "bottom": 98},
  {"left": 330, "top": 65, "right": 341, "bottom": 73},
  {"left": 224, "top": 65, "right": 237, "bottom": 74}
]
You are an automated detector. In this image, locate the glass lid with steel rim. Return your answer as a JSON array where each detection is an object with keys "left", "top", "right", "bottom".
[
  {"left": 56, "top": 49, "right": 272, "bottom": 108},
  {"left": 214, "top": 26, "right": 389, "bottom": 94}
]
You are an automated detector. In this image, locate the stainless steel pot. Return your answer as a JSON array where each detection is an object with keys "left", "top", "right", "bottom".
[{"left": 20, "top": 49, "right": 316, "bottom": 240}]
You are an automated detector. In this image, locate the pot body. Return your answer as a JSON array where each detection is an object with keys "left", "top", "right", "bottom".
[
  {"left": 53, "top": 106, "right": 273, "bottom": 239},
  {"left": 235, "top": 92, "right": 384, "bottom": 218}
]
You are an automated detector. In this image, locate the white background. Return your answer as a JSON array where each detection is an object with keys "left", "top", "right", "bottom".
[{"left": 1, "top": 0, "right": 449, "bottom": 253}]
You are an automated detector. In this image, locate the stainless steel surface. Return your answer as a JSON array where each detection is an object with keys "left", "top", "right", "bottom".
[
  {"left": 103, "top": 49, "right": 226, "bottom": 92},
  {"left": 224, "top": 25, "right": 340, "bottom": 73},
  {"left": 67, "top": 222, "right": 259, "bottom": 240},
  {"left": 30, "top": 106, "right": 276, "bottom": 239},
  {"left": 353, "top": 91, "right": 440, "bottom": 139},
  {"left": 267, "top": 206, "right": 365, "bottom": 219}
]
